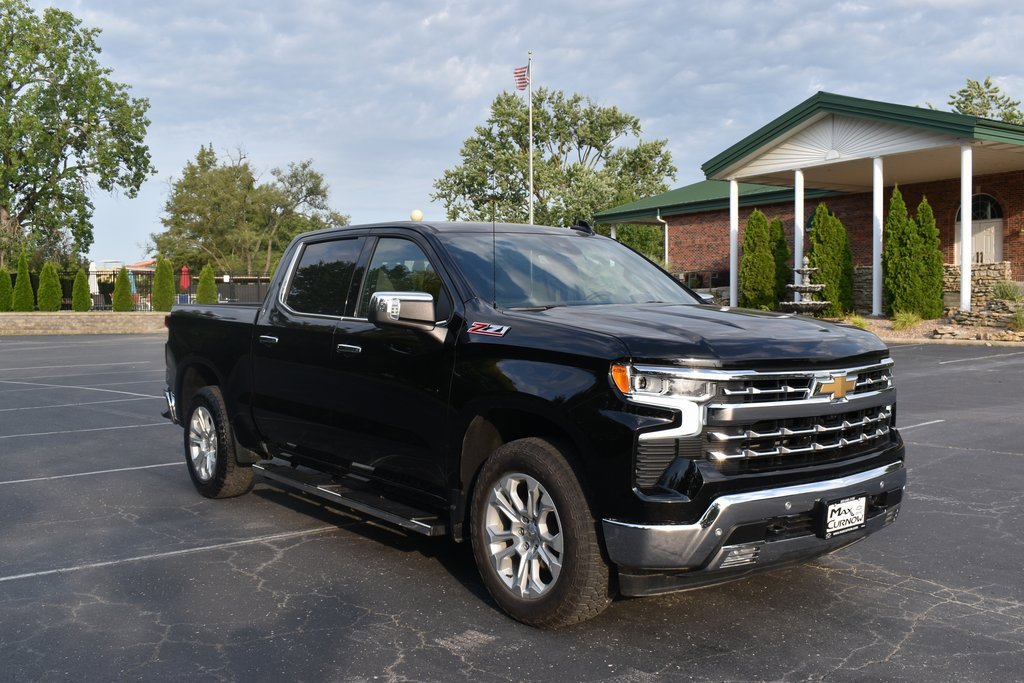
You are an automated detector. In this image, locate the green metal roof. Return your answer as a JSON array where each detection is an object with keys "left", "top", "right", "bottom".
[
  {"left": 701, "top": 91, "right": 1024, "bottom": 179},
  {"left": 592, "top": 179, "right": 842, "bottom": 225}
]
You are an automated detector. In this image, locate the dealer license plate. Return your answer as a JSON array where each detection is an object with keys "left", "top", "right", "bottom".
[{"left": 819, "top": 495, "right": 867, "bottom": 539}]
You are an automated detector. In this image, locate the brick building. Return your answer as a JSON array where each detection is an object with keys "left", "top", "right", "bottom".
[{"left": 595, "top": 92, "right": 1024, "bottom": 313}]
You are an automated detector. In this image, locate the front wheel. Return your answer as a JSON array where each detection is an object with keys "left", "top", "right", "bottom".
[
  {"left": 184, "top": 385, "right": 253, "bottom": 498},
  {"left": 470, "top": 437, "right": 612, "bottom": 628}
]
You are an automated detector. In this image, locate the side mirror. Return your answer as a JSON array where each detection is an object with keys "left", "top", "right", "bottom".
[
  {"left": 368, "top": 291, "right": 436, "bottom": 332},
  {"left": 697, "top": 292, "right": 716, "bottom": 305}
]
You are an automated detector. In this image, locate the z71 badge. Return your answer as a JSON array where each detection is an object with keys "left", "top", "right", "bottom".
[{"left": 468, "top": 322, "right": 510, "bottom": 337}]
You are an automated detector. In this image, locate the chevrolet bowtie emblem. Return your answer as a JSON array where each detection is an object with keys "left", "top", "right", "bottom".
[{"left": 814, "top": 373, "right": 857, "bottom": 400}]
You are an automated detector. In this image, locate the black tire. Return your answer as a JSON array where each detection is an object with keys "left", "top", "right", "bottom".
[
  {"left": 183, "top": 385, "right": 254, "bottom": 498},
  {"left": 469, "top": 437, "right": 612, "bottom": 628}
]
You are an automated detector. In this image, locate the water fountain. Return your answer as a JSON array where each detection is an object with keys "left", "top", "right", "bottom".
[{"left": 778, "top": 256, "right": 831, "bottom": 315}]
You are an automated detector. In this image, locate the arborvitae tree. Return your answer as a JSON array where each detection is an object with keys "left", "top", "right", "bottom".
[
  {"left": 12, "top": 252, "right": 34, "bottom": 311},
  {"left": 112, "top": 266, "right": 133, "bottom": 311},
  {"left": 882, "top": 186, "right": 921, "bottom": 316},
  {"left": 196, "top": 263, "right": 218, "bottom": 304},
  {"left": 152, "top": 257, "right": 175, "bottom": 311},
  {"left": 769, "top": 217, "right": 791, "bottom": 307},
  {"left": 72, "top": 267, "right": 91, "bottom": 311},
  {"left": 0, "top": 266, "right": 11, "bottom": 312},
  {"left": 739, "top": 209, "right": 775, "bottom": 310},
  {"left": 915, "top": 197, "right": 945, "bottom": 319},
  {"left": 806, "top": 203, "right": 854, "bottom": 317},
  {"left": 36, "top": 262, "right": 62, "bottom": 311}
]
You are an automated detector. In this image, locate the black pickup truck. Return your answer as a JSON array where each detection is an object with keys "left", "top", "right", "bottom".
[{"left": 163, "top": 220, "right": 905, "bottom": 627}]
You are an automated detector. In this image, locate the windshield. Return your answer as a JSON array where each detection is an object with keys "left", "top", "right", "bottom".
[{"left": 443, "top": 231, "right": 700, "bottom": 308}]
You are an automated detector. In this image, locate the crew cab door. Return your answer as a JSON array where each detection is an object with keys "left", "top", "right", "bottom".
[
  {"left": 251, "top": 234, "right": 367, "bottom": 462},
  {"left": 331, "top": 233, "right": 458, "bottom": 500}
]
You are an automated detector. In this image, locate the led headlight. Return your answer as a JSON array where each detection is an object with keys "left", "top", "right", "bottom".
[{"left": 611, "top": 363, "right": 717, "bottom": 403}]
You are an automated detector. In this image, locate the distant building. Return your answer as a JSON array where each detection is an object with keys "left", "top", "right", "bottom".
[{"left": 594, "top": 92, "right": 1024, "bottom": 312}]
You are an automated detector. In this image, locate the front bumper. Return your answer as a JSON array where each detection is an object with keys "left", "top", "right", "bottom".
[{"left": 603, "top": 461, "right": 905, "bottom": 596}]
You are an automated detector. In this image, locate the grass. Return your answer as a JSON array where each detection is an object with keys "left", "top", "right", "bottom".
[
  {"left": 1010, "top": 310, "right": 1024, "bottom": 332},
  {"left": 992, "top": 280, "right": 1024, "bottom": 302},
  {"left": 891, "top": 311, "right": 922, "bottom": 331},
  {"left": 846, "top": 315, "right": 869, "bottom": 329}
]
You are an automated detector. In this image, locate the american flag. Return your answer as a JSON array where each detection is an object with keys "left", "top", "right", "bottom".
[{"left": 513, "top": 65, "right": 530, "bottom": 91}]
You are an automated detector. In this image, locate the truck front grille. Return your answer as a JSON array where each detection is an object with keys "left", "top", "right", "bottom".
[{"left": 717, "top": 360, "right": 892, "bottom": 404}]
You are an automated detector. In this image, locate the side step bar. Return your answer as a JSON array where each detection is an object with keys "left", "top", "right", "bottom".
[{"left": 253, "top": 462, "right": 446, "bottom": 537}]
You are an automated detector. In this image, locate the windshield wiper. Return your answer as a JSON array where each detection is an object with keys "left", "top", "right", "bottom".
[{"left": 507, "top": 304, "right": 564, "bottom": 311}]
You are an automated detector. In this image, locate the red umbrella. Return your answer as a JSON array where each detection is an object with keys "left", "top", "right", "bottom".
[{"left": 179, "top": 266, "right": 191, "bottom": 292}]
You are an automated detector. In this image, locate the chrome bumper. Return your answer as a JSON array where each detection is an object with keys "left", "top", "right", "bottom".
[{"left": 603, "top": 461, "right": 905, "bottom": 578}]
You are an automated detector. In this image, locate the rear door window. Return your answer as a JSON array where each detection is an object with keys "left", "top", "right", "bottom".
[{"left": 285, "top": 237, "right": 364, "bottom": 316}]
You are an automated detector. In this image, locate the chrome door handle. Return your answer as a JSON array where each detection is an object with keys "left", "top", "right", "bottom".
[
  {"left": 336, "top": 343, "right": 362, "bottom": 355},
  {"left": 258, "top": 335, "right": 279, "bottom": 345}
]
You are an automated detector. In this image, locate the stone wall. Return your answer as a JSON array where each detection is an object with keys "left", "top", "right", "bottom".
[
  {"left": 0, "top": 312, "right": 167, "bottom": 336},
  {"left": 850, "top": 262, "right": 1013, "bottom": 313}
]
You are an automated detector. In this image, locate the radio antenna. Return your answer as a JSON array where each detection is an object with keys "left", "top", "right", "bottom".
[{"left": 490, "top": 177, "right": 497, "bottom": 308}]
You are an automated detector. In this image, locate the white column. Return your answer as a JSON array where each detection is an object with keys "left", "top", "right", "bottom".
[
  {"left": 793, "top": 169, "right": 805, "bottom": 300},
  {"left": 610, "top": 225, "right": 617, "bottom": 240},
  {"left": 960, "top": 144, "right": 973, "bottom": 311},
  {"left": 872, "top": 157, "right": 884, "bottom": 316},
  {"left": 729, "top": 179, "right": 739, "bottom": 307}
]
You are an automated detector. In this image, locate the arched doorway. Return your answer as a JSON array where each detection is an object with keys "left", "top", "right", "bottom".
[{"left": 955, "top": 194, "right": 1004, "bottom": 264}]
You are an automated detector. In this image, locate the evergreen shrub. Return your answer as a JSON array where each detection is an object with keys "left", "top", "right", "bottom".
[
  {"left": 152, "top": 258, "right": 175, "bottom": 311},
  {"left": 72, "top": 268, "right": 91, "bottom": 311},
  {"left": 806, "top": 203, "right": 854, "bottom": 317},
  {"left": 37, "top": 262, "right": 62, "bottom": 312},
  {"left": 112, "top": 267, "right": 134, "bottom": 312},
  {"left": 12, "top": 252, "right": 34, "bottom": 312},
  {"left": 739, "top": 209, "right": 775, "bottom": 310},
  {"left": 0, "top": 266, "right": 11, "bottom": 312},
  {"left": 770, "top": 217, "right": 791, "bottom": 307},
  {"left": 196, "top": 264, "right": 218, "bottom": 304},
  {"left": 915, "top": 197, "right": 945, "bottom": 319}
]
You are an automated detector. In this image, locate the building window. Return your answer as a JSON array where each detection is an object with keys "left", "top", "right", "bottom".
[{"left": 955, "top": 194, "right": 1003, "bottom": 222}]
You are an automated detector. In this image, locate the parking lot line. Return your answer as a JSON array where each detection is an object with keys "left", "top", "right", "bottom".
[
  {"left": 0, "top": 379, "right": 160, "bottom": 399},
  {"left": 0, "top": 526, "right": 339, "bottom": 584},
  {"left": 898, "top": 419, "right": 946, "bottom": 431},
  {"left": 0, "top": 422, "right": 173, "bottom": 440},
  {"left": 0, "top": 361, "right": 150, "bottom": 372},
  {"left": 938, "top": 351, "right": 1024, "bottom": 365},
  {"left": 0, "top": 462, "right": 181, "bottom": 486},
  {"left": 0, "top": 396, "right": 162, "bottom": 412},
  {"left": 0, "top": 376, "right": 164, "bottom": 394}
]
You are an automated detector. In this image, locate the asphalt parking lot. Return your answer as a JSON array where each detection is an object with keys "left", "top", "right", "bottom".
[{"left": 1, "top": 334, "right": 1022, "bottom": 682}]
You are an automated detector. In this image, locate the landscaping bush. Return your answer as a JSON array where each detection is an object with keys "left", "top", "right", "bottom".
[
  {"left": 196, "top": 264, "right": 218, "bottom": 304},
  {"left": 112, "top": 267, "right": 133, "bottom": 312},
  {"left": 806, "top": 203, "right": 854, "bottom": 317},
  {"left": 12, "top": 252, "right": 34, "bottom": 311},
  {"left": 770, "top": 217, "right": 791, "bottom": 306},
  {"left": 739, "top": 209, "right": 775, "bottom": 310},
  {"left": 37, "top": 262, "right": 62, "bottom": 312},
  {"left": 892, "top": 311, "right": 922, "bottom": 331},
  {"left": 0, "top": 266, "right": 11, "bottom": 312},
  {"left": 72, "top": 267, "right": 91, "bottom": 311},
  {"left": 992, "top": 280, "right": 1024, "bottom": 302},
  {"left": 152, "top": 257, "right": 175, "bottom": 311},
  {"left": 1010, "top": 310, "right": 1024, "bottom": 332},
  {"left": 846, "top": 315, "right": 869, "bottom": 330},
  {"left": 915, "top": 198, "right": 945, "bottom": 319}
]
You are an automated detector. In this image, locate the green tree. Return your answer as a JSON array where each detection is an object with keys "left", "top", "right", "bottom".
[
  {"left": 0, "top": 0, "right": 155, "bottom": 267},
  {"left": 432, "top": 88, "right": 676, "bottom": 227},
  {"left": 153, "top": 146, "right": 348, "bottom": 275},
  {"left": 151, "top": 257, "right": 175, "bottom": 311},
  {"left": 944, "top": 77, "right": 1024, "bottom": 123},
  {"left": 807, "top": 203, "right": 854, "bottom": 317},
  {"left": 915, "top": 197, "right": 945, "bottom": 319},
  {"left": 769, "top": 217, "right": 791, "bottom": 306},
  {"left": 0, "top": 265, "right": 11, "bottom": 311},
  {"left": 111, "top": 266, "right": 133, "bottom": 311},
  {"left": 739, "top": 209, "right": 775, "bottom": 310},
  {"left": 12, "top": 251, "right": 34, "bottom": 311},
  {"left": 195, "top": 263, "right": 218, "bottom": 304},
  {"left": 72, "top": 267, "right": 90, "bottom": 311},
  {"left": 36, "top": 261, "right": 61, "bottom": 311},
  {"left": 882, "top": 187, "right": 920, "bottom": 316}
]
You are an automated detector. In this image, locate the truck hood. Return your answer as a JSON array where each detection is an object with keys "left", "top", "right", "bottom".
[{"left": 529, "top": 304, "right": 888, "bottom": 367}]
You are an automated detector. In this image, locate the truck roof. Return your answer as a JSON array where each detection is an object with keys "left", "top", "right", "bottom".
[{"left": 297, "top": 221, "right": 593, "bottom": 241}]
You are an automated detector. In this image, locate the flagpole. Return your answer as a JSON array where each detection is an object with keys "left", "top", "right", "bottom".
[{"left": 527, "top": 51, "right": 534, "bottom": 225}]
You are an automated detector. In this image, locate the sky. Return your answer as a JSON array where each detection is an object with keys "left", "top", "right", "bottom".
[{"left": 28, "top": 0, "right": 1024, "bottom": 265}]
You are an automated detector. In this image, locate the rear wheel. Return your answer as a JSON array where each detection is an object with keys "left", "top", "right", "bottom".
[
  {"left": 470, "top": 437, "right": 612, "bottom": 627},
  {"left": 184, "top": 385, "right": 253, "bottom": 498}
]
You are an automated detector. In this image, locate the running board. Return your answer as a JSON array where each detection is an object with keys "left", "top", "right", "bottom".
[{"left": 253, "top": 462, "right": 446, "bottom": 537}]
